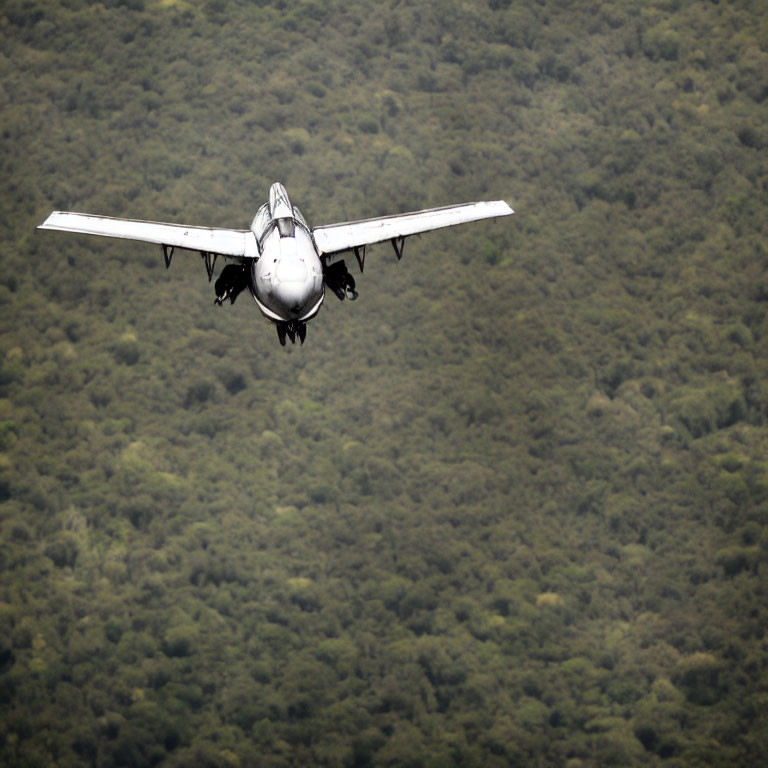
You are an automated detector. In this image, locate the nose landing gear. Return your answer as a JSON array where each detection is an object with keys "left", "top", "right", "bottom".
[{"left": 275, "top": 320, "right": 307, "bottom": 346}]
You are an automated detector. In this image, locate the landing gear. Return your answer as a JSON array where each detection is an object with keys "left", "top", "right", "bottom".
[
  {"left": 323, "top": 259, "right": 358, "bottom": 301},
  {"left": 214, "top": 264, "right": 249, "bottom": 306},
  {"left": 275, "top": 320, "right": 307, "bottom": 346}
]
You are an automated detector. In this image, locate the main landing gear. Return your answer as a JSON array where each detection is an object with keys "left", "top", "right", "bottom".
[
  {"left": 213, "top": 264, "right": 249, "bottom": 306},
  {"left": 162, "top": 244, "right": 250, "bottom": 306},
  {"left": 323, "top": 259, "right": 358, "bottom": 301}
]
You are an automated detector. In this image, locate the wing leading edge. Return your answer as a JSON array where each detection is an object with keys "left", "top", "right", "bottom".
[
  {"left": 38, "top": 211, "right": 258, "bottom": 259},
  {"left": 312, "top": 199, "right": 514, "bottom": 256}
]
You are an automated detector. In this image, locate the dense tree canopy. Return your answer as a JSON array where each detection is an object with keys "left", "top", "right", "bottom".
[{"left": 1, "top": 0, "right": 767, "bottom": 766}]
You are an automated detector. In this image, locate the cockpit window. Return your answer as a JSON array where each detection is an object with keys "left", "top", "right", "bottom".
[
  {"left": 293, "top": 207, "right": 309, "bottom": 230},
  {"left": 250, "top": 203, "right": 272, "bottom": 245},
  {"left": 277, "top": 217, "right": 295, "bottom": 238}
]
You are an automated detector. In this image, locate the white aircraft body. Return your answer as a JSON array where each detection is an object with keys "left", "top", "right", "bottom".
[{"left": 39, "top": 183, "right": 513, "bottom": 345}]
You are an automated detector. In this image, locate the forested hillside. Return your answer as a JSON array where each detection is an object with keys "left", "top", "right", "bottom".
[{"left": 1, "top": 0, "right": 767, "bottom": 766}]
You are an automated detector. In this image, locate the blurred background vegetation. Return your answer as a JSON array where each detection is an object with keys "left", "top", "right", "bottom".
[{"left": 1, "top": 0, "right": 767, "bottom": 766}]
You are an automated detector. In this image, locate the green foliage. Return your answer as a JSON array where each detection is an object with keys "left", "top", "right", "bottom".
[{"left": 2, "top": 0, "right": 768, "bottom": 766}]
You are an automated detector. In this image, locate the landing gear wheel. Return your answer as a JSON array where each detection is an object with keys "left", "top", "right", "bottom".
[
  {"left": 214, "top": 264, "right": 249, "bottom": 306},
  {"left": 323, "top": 259, "right": 358, "bottom": 301},
  {"left": 275, "top": 321, "right": 307, "bottom": 346}
]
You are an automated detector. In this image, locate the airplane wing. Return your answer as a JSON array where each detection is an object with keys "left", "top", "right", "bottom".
[
  {"left": 38, "top": 211, "right": 259, "bottom": 259},
  {"left": 312, "top": 200, "right": 514, "bottom": 256}
]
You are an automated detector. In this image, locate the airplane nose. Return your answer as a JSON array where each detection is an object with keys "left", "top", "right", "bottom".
[
  {"left": 273, "top": 260, "right": 314, "bottom": 314},
  {"left": 275, "top": 281, "right": 312, "bottom": 313},
  {"left": 276, "top": 259, "right": 308, "bottom": 283}
]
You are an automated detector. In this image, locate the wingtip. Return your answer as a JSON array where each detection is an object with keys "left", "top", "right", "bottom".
[{"left": 38, "top": 211, "right": 59, "bottom": 230}]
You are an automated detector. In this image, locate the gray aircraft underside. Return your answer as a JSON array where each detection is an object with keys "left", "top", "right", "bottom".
[{"left": 39, "top": 183, "right": 514, "bottom": 345}]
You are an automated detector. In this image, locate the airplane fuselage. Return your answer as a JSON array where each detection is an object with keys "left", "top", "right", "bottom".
[
  {"left": 248, "top": 184, "right": 325, "bottom": 332},
  {"left": 250, "top": 218, "right": 324, "bottom": 324}
]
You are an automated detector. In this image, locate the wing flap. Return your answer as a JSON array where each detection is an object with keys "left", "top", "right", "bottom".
[
  {"left": 312, "top": 200, "right": 513, "bottom": 256},
  {"left": 38, "top": 211, "right": 258, "bottom": 258}
]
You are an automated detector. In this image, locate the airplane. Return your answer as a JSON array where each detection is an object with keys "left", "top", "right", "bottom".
[{"left": 38, "top": 183, "right": 514, "bottom": 345}]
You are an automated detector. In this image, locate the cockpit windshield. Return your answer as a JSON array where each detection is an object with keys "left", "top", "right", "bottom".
[
  {"left": 251, "top": 203, "right": 271, "bottom": 244},
  {"left": 277, "top": 217, "right": 295, "bottom": 238},
  {"left": 250, "top": 192, "right": 311, "bottom": 251},
  {"left": 293, "top": 207, "right": 309, "bottom": 230}
]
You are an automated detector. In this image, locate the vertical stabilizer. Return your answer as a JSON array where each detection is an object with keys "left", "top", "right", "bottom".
[{"left": 269, "top": 183, "right": 293, "bottom": 220}]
